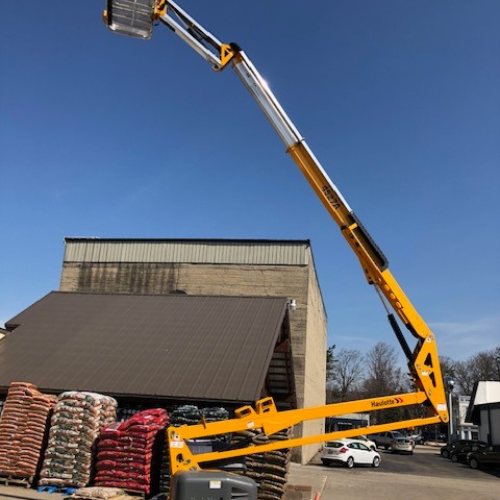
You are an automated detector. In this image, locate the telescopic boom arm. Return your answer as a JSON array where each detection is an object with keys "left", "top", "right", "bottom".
[{"left": 104, "top": 0, "right": 449, "bottom": 474}]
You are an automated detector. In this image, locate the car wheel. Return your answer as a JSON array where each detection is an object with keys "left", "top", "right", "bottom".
[
  {"left": 321, "top": 459, "right": 328, "bottom": 466},
  {"left": 469, "top": 458, "right": 479, "bottom": 470},
  {"left": 384, "top": 445, "right": 390, "bottom": 450},
  {"left": 372, "top": 456, "right": 380, "bottom": 468},
  {"left": 441, "top": 450, "right": 449, "bottom": 458},
  {"left": 451, "top": 454, "right": 458, "bottom": 463},
  {"left": 346, "top": 457, "right": 354, "bottom": 469}
]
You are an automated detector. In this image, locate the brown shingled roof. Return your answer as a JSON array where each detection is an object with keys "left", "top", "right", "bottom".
[{"left": 1, "top": 292, "right": 289, "bottom": 403}]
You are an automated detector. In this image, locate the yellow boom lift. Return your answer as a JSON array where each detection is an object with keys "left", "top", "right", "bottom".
[{"left": 102, "top": 1, "right": 449, "bottom": 498}]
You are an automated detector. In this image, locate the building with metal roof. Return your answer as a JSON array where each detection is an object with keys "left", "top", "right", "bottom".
[
  {"left": 59, "top": 238, "right": 327, "bottom": 464},
  {"left": 1, "top": 292, "right": 294, "bottom": 407}
]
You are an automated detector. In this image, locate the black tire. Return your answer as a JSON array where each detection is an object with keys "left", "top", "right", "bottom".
[
  {"left": 451, "top": 454, "right": 458, "bottom": 463},
  {"left": 321, "top": 459, "right": 328, "bottom": 466},
  {"left": 346, "top": 456, "right": 354, "bottom": 469},
  {"left": 441, "top": 450, "right": 449, "bottom": 458},
  {"left": 384, "top": 445, "right": 390, "bottom": 450},
  {"left": 469, "top": 458, "right": 479, "bottom": 470},
  {"left": 372, "top": 456, "right": 380, "bottom": 468}
]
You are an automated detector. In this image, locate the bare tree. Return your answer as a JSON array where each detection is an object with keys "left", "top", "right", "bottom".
[
  {"left": 326, "top": 344, "right": 336, "bottom": 383},
  {"left": 361, "top": 342, "right": 405, "bottom": 424},
  {"left": 439, "top": 356, "right": 456, "bottom": 381},
  {"left": 329, "top": 348, "right": 364, "bottom": 402},
  {"left": 454, "top": 347, "right": 500, "bottom": 395},
  {"left": 494, "top": 346, "right": 500, "bottom": 379},
  {"left": 363, "top": 342, "right": 403, "bottom": 397}
]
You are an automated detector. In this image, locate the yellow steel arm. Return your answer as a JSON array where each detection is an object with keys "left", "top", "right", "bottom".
[
  {"left": 168, "top": 394, "right": 442, "bottom": 474},
  {"left": 286, "top": 141, "right": 448, "bottom": 422}
]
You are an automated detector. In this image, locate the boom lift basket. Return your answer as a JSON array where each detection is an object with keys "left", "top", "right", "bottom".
[{"left": 105, "top": 0, "right": 155, "bottom": 40}]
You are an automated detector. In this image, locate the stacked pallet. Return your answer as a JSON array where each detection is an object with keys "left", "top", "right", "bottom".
[
  {"left": 39, "top": 392, "right": 117, "bottom": 489},
  {"left": 201, "top": 407, "right": 230, "bottom": 424},
  {"left": 157, "top": 405, "right": 199, "bottom": 495},
  {"left": 157, "top": 431, "right": 170, "bottom": 495},
  {"left": 158, "top": 406, "right": 230, "bottom": 495},
  {"left": 69, "top": 486, "right": 131, "bottom": 500},
  {"left": 232, "top": 427, "right": 292, "bottom": 500},
  {"left": 169, "top": 405, "right": 201, "bottom": 426},
  {"left": 95, "top": 409, "right": 169, "bottom": 495},
  {"left": 0, "top": 382, "right": 56, "bottom": 483}
]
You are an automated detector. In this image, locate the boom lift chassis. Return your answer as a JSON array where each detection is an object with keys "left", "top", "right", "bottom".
[{"left": 104, "top": 0, "right": 449, "bottom": 484}]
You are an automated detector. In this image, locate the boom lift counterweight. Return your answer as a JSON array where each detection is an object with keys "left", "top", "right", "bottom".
[{"left": 103, "top": 1, "right": 449, "bottom": 497}]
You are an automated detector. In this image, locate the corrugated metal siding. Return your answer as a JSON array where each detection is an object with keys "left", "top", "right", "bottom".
[{"left": 63, "top": 239, "right": 309, "bottom": 265}]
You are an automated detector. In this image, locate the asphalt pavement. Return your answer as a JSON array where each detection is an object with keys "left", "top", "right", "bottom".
[
  {"left": 1, "top": 445, "right": 498, "bottom": 500},
  {"left": 290, "top": 444, "right": 500, "bottom": 500}
]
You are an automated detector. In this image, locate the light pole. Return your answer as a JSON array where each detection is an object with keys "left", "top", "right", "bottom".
[{"left": 444, "top": 376, "right": 455, "bottom": 443}]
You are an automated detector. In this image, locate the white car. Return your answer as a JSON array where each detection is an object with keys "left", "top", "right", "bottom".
[
  {"left": 355, "top": 434, "right": 377, "bottom": 450},
  {"left": 321, "top": 438, "right": 381, "bottom": 468}
]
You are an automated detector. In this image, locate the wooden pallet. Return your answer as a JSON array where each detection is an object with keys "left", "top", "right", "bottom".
[
  {"left": 38, "top": 485, "right": 78, "bottom": 495},
  {"left": 123, "top": 488, "right": 147, "bottom": 499},
  {"left": 0, "top": 474, "right": 33, "bottom": 488}
]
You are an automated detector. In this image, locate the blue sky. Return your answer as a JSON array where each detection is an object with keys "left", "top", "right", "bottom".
[{"left": 1, "top": 1, "right": 499, "bottom": 362}]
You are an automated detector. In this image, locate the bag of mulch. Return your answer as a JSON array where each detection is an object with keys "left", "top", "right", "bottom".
[{"left": 72, "top": 487, "right": 125, "bottom": 500}]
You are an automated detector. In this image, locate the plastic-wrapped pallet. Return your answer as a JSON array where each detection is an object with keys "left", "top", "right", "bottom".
[
  {"left": 0, "top": 381, "right": 56, "bottom": 480},
  {"left": 95, "top": 409, "right": 169, "bottom": 494},
  {"left": 39, "top": 392, "right": 117, "bottom": 489}
]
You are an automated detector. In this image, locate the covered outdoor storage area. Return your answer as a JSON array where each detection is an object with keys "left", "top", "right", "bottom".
[
  {"left": 0, "top": 292, "right": 298, "bottom": 497},
  {"left": 0, "top": 292, "right": 296, "bottom": 413}
]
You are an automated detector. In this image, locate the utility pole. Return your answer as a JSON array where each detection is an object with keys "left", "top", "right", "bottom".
[{"left": 444, "top": 376, "right": 455, "bottom": 443}]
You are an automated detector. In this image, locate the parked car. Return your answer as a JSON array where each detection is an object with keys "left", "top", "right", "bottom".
[
  {"left": 391, "top": 437, "right": 414, "bottom": 455},
  {"left": 321, "top": 438, "right": 381, "bottom": 468},
  {"left": 370, "top": 431, "right": 411, "bottom": 450},
  {"left": 355, "top": 435, "right": 377, "bottom": 450},
  {"left": 450, "top": 442, "right": 489, "bottom": 463},
  {"left": 423, "top": 431, "right": 447, "bottom": 443},
  {"left": 467, "top": 445, "right": 500, "bottom": 470},
  {"left": 408, "top": 433, "right": 423, "bottom": 445},
  {"left": 440, "top": 439, "right": 488, "bottom": 459}
]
